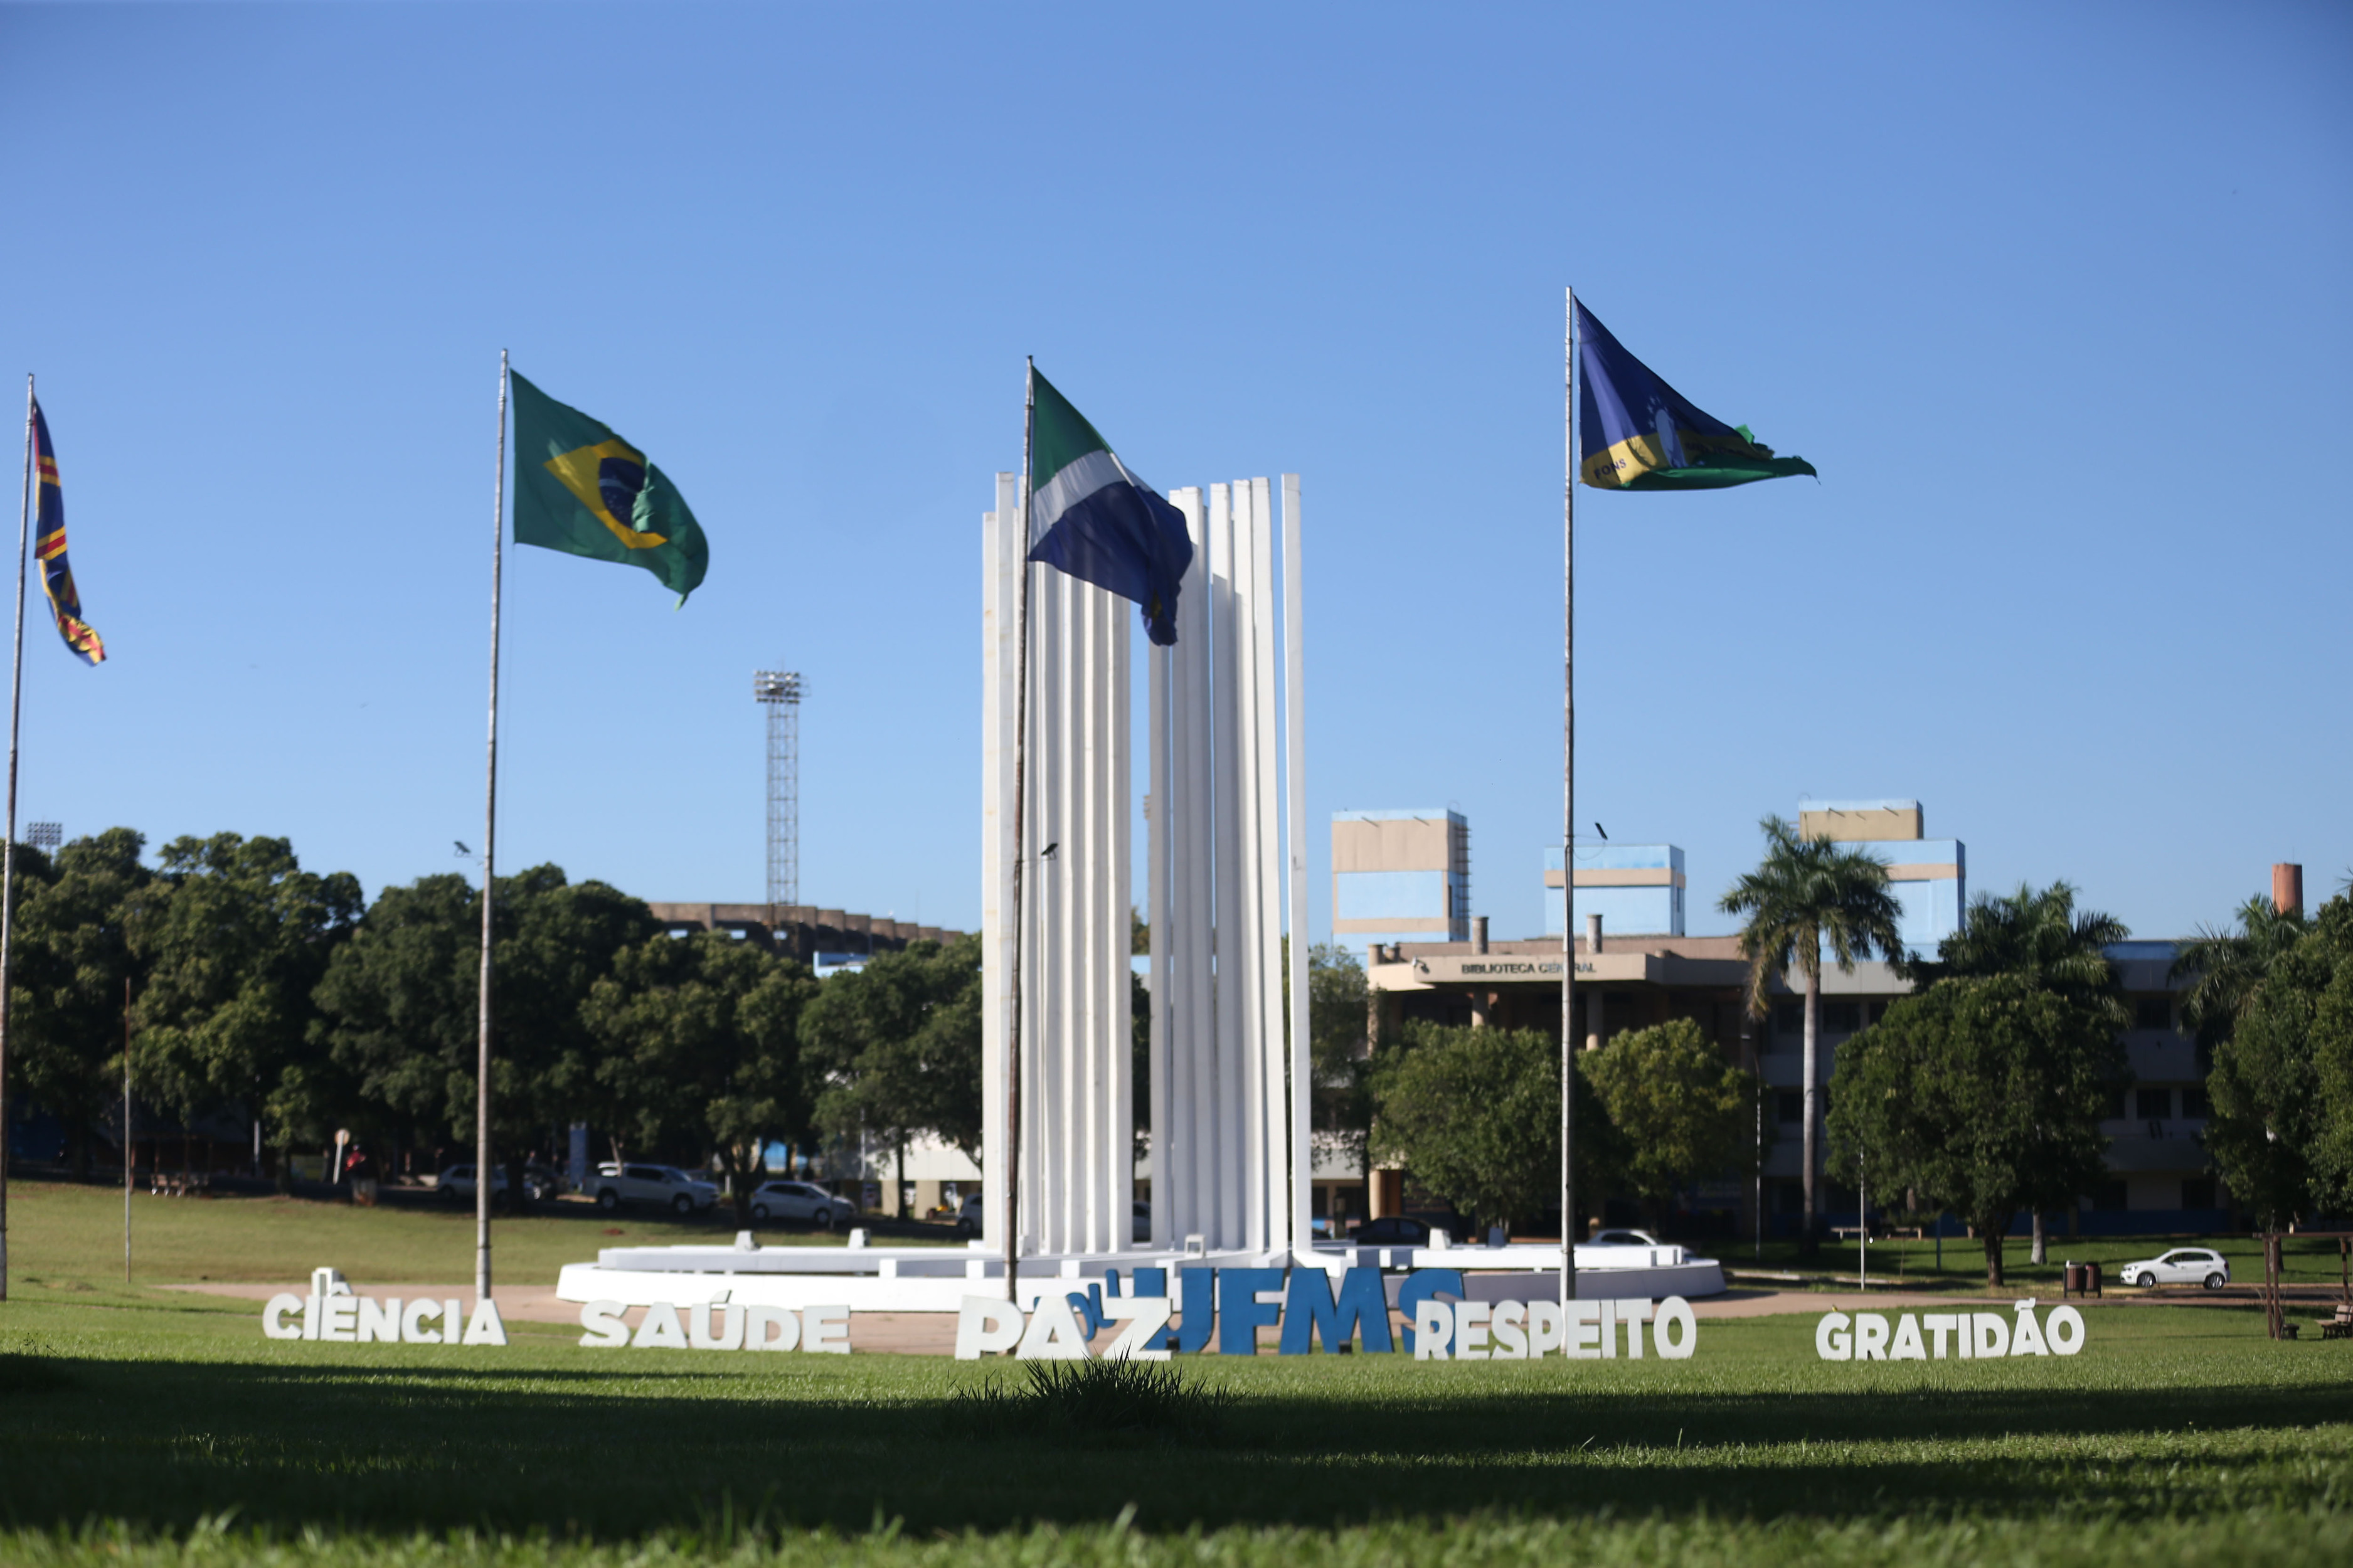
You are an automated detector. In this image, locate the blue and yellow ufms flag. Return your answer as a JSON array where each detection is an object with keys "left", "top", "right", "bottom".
[
  {"left": 1577, "top": 302, "right": 1817, "bottom": 491},
  {"left": 31, "top": 401, "right": 105, "bottom": 664}
]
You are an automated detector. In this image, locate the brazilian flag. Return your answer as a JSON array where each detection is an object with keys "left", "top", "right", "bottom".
[
  {"left": 511, "top": 370, "right": 709, "bottom": 601},
  {"left": 1578, "top": 301, "right": 1817, "bottom": 491}
]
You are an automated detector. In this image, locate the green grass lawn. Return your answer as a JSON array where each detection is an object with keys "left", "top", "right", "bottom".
[
  {"left": 2, "top": 1176, "right": 945, "bottom": 1299},
  {"left": 1, "top": 1179, "right": 2349, "bottom": 1565},
  {"left": 1711, "top": 1229, "right": 2353, "bottom": 1295}
]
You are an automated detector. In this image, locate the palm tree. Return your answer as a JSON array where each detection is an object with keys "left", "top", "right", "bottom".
[
  {"left": 1931, "top": 880, "right": 2130, "bottom": 1259},
  {"left": 2172, "top": 894, "right": 2310, "bottom": 1051},
  {"left": 1720, "top": 815, "right": 1908, "bottom": 1256},
  {"left": 1936, "top": 881, "right": 2130, "bottom": 1025}
]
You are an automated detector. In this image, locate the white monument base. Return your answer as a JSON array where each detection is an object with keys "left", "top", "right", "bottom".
[{"left": 555, "top": 1237, "right": 1725, "bottom": 1315}]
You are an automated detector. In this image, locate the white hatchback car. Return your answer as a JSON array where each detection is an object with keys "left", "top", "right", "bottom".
[
  {"left": 2118, "top": 1247, "right": 2231, "bottom": 1289},
  {"left": 748, "top": 1180, "right": 854, "bottom": 1229},
  {"left": 589, "top": 1162, "right": 720, "bottom": 1214}
]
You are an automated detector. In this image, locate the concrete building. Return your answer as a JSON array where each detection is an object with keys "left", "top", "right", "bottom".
[
  {"left": 1347, "top": 798, "right": 2258, "bottom": 1239},
  {"left": 1544, "top": 843, "right": 1686, "bottom": 937},
  {"left": 1331, "top": 808, "right": 1470, "bottom": 945}
]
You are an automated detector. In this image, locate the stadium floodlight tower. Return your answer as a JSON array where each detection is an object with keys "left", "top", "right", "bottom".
[{"left": 753, "top": 670, "right": 803, "bottom": 909}]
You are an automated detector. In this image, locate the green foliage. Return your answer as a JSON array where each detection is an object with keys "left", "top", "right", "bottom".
[
  {"left": 1718, "top": 815, "right": 1908, "bottom": 1248},
  {"left": 310, "top": 866, "right": 658, "bottom": 1198},
  {"left": 1828, "top": 975, "right": 2123, "bottom": 1285},
  {"left": 1718, "top": 815, "right": 1911, "bottom": 1012},
  {"left": 1307, "top": 942, "right": 1372, "bottom": 1168},
  {"left": 6, "top": 829, "right": 149, "bottom": 1173},
  {"left": 1931, "top": 880, "right": 2130, "bottom": 1027},
  {"left": 582, "top": 932, "right": 816, "bottom": 1223},
  {"left": 799, "top": 935, "right": 984, "bottom": 1196},
  {"left": 127, "top": 834, "right": 361, "bottom": 1166},
  {"left": 2202, "top": 891, "right": 2353, "bottom": 1226},
  {"left": 943, "top": 1359, "right": 1234, "bottom": 1443},
  {"left": 2174, "top": 893, "right": 2311, "bottom": 1051},
  {"left": 1370, "top": 1023, "right": 1613, "bottom": 1231},
  {"left": 1584, "top": 1019, "right": 1755, "bottom": 1224}
]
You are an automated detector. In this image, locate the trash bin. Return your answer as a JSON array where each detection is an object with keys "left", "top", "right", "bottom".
[
  {"left": 2064, "top": 1262, "right": 2086, "bottom": 1297},
  {"left": 2085, "top": 1261, "right": 2103, "bottom": 1298}
]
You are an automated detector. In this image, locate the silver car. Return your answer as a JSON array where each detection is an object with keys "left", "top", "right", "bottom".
[
  {"left": 2118, "top": 1247, "right": 2230, "bottom": 1289},
  {"left": 749, "top": 1179, "right": 854, "bottom": 1229},
  {"left": 590, "top": 1162, "right": 720, "bottom": 1215}
]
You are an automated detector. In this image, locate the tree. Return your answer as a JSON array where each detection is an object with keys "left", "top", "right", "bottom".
[
  {"left": 2301, "top": 893, "right": 2353, "bottom": 1214},
  {"left": 1719, "top": 815, "right": 1908, "bottom": 1253},
  {"left": 798, "top": 935, "right": 983, "bottom": 1217},
  {"left": 129, "top": 834, "right": 361, "bottom": 1178},
  {"left": 1584, "top": 1019, "right": 1756, "bottom": 1233},
  {"left": 583, "top": 932, "right": 817, "bottom": 1226},
  {"left": 1929, "top": 879, "right": 2130, "bottom": 1259},
  {"left": 312, "top": 864, "right": 657, "bottom": 1205},
  {"left": 2175, "top": 894, "right": 2312, "bottom": 1053},
  {"left": 1827, "top": 976, "right": 2122, "bottom": 1286},
  {"left": 7, "top": 830, "right": 150, "bottom": 1177},
  {"left": 1932, "top": 881, "right": 2130, "bottom": 1022},
  {"left": 1369, "top": 1022, "right": 1617, "bottom": 1236},
  {"left": 1307, "top": 943, "right": 1374, "bottom": 1176},
  {"left": 2191, "top": 892, "right": 2353, "bottom": 1229}
]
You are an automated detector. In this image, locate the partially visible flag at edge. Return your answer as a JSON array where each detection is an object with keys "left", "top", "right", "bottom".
[
  {"left": 509, "top": 370, "right": 709, "bottom": 605},
  {"left": 1576, "top": 302, "right": 1817, "bottom": 492},
  {"left": 1026, "top": 367, "right": 1194, "bottom": 646},
  {"left": 31, "top": 401, "right": 104, "bottom": 664}
]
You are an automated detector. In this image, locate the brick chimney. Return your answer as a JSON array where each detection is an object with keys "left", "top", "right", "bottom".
[{"left": 2273, "top": 863, "right": 2304, "bottom": 918}]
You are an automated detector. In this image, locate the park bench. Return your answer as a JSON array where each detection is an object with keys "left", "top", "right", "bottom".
[{"left": 2322, "top": 1305, "right": 2353, "bottom": 1341}]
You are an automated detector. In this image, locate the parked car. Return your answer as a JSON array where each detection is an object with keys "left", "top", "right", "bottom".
[
  {"left": 2118, "top": 1247, "right": 2231, "bottom": 1289},
  {"left": 1590, "top": 1228, "right": 1665, "bottom": 1248},
  {"left": 1349, "top": 1216, "right": 1433, "bottom": 1246},
  {"left": 435, "top": 1163, "right": 506, "bottom": 1202},
  {"left": 588, "top": 1162, "right": 720, "bottom": 1214},
  {"left": 749, "top": 1180, "right": 854, "bottom": 1229},
  {"left": 952, "top": 1195, "right": 1148, "bottom": 1241},
  {"left": 437, "top": 1162, "right": 563, "bottom": 1202}
]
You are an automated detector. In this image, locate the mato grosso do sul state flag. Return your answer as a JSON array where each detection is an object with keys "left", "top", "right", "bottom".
[
  {"left": 1577, "top": 301, "right": 1817, "bottom": 491},
  {"left": 510, "top": 370, "right": 709, "bottom": 602},
  {"left": 1028, "top": 366, "right": 1193, "bottom": 645},
  {"left": 31, "top": 400, "right": 104, "bottom": 664}
]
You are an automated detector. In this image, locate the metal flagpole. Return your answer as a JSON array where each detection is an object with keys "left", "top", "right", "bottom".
[
  {"left": 124, "top": 977, "right": 132, "bottom": 1282},
  {"left": 0, "top": 374, "right": 33, "bottom": 1303},
  {"left": 1004, "top": 358, "right": 1034, "bottom": 1306},
  {"left": 1559, "top": 290, "right": 1578, "bottom": 1316},
  {"left": 475, "top": 350, "right": 508, "bottom": 1306}
]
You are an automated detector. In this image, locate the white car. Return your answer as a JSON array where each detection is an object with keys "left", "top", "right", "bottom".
[
  {"left": 435, "top": 1163, "right": 507, "bottom": 1201},
  {"left": 589, "top": 1162, "right": 720, "bottom": 1215},
  {"left": 749, "top": 1180, "right": 854, "bottom": 1229},
  {"left": 1590, "top": 1228, "right": 1665, "bottom": 1248},
  {"left": 2118, "top": 1247, "right": 2231, "bottom": 1289}
]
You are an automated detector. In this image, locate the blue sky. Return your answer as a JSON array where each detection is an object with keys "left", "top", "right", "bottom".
[{"left": 3, "top": 1, "right": 2346, "bottom": 946}]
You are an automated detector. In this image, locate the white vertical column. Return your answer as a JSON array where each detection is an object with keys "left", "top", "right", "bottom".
[
  {"left": 1105, "top": 582, "right": 1133, "bottom": 1253},
  {"left": 1281, "top": 474, "right": 1310, "bottom": 1257},
  {"left": 1171, "top": 488, "right": 1216, "bottom": 1248},
  {"left": 1147, "top": 548, "right": 1172, "bottom": 1253},
  {"left": 1208, "top": 483, "right": 1245, "bottom": 1248},
  {"left": 981, "top": 474, "right": 1019, "bottom": 1250},
  {"left": 1247, "top": 477, "right": 1287, "bottom": 1254}
]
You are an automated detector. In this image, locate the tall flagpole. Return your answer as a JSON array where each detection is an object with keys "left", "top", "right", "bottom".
[
  {"left": 123, "top": 976, "right": 132, "bottom": 1283},
  {"left": 476, "top": 351, "right": 508, "bottom": 1306},
  {"left": 1004, "top": 358, "right": 1034, "bottom": 1306},
  {"left": 1559, "top": 290, "right": 1578, "bottom": 1315},
  {"left": 0, "top": 374, "right": 33, "bottom": 1303}
]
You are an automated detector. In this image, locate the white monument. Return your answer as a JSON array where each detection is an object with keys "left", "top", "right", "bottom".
[{"left": 555, "top": 469, "right": 1724, "bottom": 1317}]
